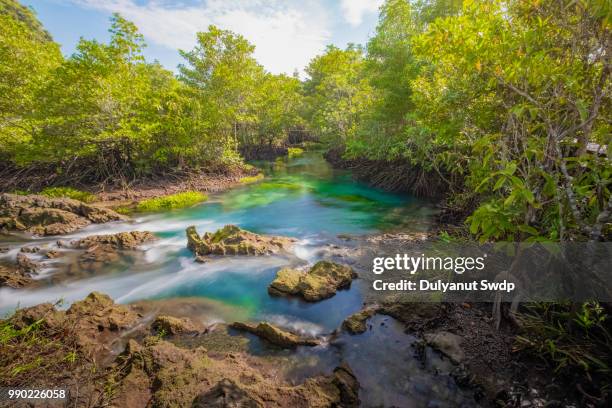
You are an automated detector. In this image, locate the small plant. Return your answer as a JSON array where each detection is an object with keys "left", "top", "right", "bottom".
[
  {"left": 287, "top": 147, "right": 304, "bottom": 158},
  {"left": 136, "top": 191, "right": 208, "bottom": 212},
  {"left": 41, "top": 187, "right": 96, "bottom": 203},
  {"left": 514, "top": 302, "right": 611, "bottom": 376},
  {"left": 239, "top": 173, "right": 264, "bottom": 184},
  {"left": 438, "top": 231, "right": 453, "bottom": 243}
]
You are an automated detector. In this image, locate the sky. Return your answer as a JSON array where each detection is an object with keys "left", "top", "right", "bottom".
[{"left": 24, "top": 0, "right": 383, "bottom": 75}]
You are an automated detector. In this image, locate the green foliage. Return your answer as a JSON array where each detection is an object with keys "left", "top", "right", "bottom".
[
  {"left": 0, "top": 6, "right": 61, "bottom": 163},
  {"left": 40, "top": 187, "right": 96, "bottom": 203},
  {"left": 287, "top": 147, "right": 304, "bottom": 158},
  {"left": 0, "top": 0, "right": 52, "bottom": 42},
  {"left": 136, "top": 191, "right": 208, "bottom": 212},
  {"left": 1, "top": 9, "right": 306, "bottom": 185},
  {"left": 303, "top": 0, "right": 610, "bottom": 242},
  {"left": 303, "top": 45, "right": 373, "bottom": 148}
]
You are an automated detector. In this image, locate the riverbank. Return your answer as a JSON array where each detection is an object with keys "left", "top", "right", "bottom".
[{"left": 0, "top": 152, "right": 607, "bottom": 407}]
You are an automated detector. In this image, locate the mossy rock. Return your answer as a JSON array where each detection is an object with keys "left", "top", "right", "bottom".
[
  {"left": 230, "top": 321, "right": 319, "bottom": 348},
  {"left": 186, "top": 225, "right": 294, "bottom": 257},
  {"left": 342, "top": 307, "right": 378, "bottom": 334},
  {"left": 269, "top": 261, "right": 356, "bottom": 302}
]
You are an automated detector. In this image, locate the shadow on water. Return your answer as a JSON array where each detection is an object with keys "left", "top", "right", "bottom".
[{"left": 219, "top": 314, "right": 477, "bottom": 408}]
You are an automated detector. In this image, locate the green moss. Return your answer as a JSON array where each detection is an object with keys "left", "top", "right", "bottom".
[
  {"left": 9, "top": 189, "right": 31, "bottom": 195},
  {"left": 287, "top": 147, "right": 304, "bottom": 158},
  {"left": 136, "top": 191, "right": 208, "bottom": 212},
  {"left": 239, "top": 173, "right": 264, "bottom": 184},
  {"left": 40, "top": 187, "right": 96, "bottom": 203},
  {"left": 114, "top": 206, "right": 133, "bottom": 215},
  {"left": 209, "top": 225, "right": 241, "bottom": 243}
]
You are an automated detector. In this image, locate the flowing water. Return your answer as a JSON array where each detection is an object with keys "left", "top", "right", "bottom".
[{"left": 0, "top": 152, "right": 477, "bottom": 407}]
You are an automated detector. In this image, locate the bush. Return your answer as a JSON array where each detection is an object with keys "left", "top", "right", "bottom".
[
  {"left": 40, "top": 187, "right": 96, "bottom": 203},
  {"left": 287, "top": 147, "right": 304, "bottom": 158},
  {"left": 136, "top": 191, "right": 208, "bottom": 212}
]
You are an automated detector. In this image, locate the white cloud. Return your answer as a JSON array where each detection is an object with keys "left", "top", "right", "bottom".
[
  {"left": 71, "top": 0, "right": 331, "bottom": 75},
  {"left": 340, "top": 0, "right": 382, "bottom": 26}
]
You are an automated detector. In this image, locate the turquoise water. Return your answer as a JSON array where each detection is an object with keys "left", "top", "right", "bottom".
[
  {"left": 0, "top": 152, "right": 434, "bottom": 328},
  {"left": 0, "top": 152, "right": 481, "bottom": 407}
]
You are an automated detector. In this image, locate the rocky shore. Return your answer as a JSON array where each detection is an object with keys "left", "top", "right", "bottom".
[{"left": 1, "top": 292, "right": 360, "bottom": 407}]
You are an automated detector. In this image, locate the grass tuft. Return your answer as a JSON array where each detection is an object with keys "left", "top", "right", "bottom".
[
  {"left": 40, "top": 187, "right": 96, "bottom": 203},
  {"left": 136, "top": 191, "right": 208, "bottom": 212},
  {"left": 239, "top": 173, "right": 264, "bottom": 184},
  {"left": 287, "top": 147, "right": 304, "bottom": 158}
]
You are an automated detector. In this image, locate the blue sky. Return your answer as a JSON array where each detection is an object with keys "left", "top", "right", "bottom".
[{"left": 24, "top": 0, "right": 383, "bottom": 75}]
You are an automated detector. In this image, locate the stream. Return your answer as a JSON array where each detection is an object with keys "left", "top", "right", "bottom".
[{"left": 0, "top": 152, "right": 477, "bottom": 407}]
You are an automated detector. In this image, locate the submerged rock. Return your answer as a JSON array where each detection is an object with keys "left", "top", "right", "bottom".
[
  {"left": 20, "top": 245, "right": 40, "bottom": 253},
  {"left": 0, "top": 193, "right": 126, "bottom": 236},
  {"left": 73, "top": 231, "right": 156, "bottom": 269},
  {"left": 332, "top": 363, "right": 360, "bottom": 407},
  {"left": 74, "top": 231, "right": 156, "bottom": 250},
  {"left": 186, "top": 225, "right": 294, "bottom": 257},
  {"left": 16, "top": 253, "right": 39, "bottom": 274},
  {"left": 0, "top": 264, "right": 33, "bottom": 288},
  {"left": 0, "top": 253, "right": 41, "bottom": 288},
  {"left": 230, "top": 321, "right": 319, "bottom": 348},
  {"left": 380, "top": 299, "right": 445, "bottom": 332},
  {"left": 342, "top": 307, "right": 379, "bottom": 334},
  {"left": 425, "top": 331, "right": 465, "bottom": 364},
  {"left": 152, "top": 315, "right": 202, "bottom": 336},
  {"left": 268, "top": 261, "right": 357, "bottom": 302}
]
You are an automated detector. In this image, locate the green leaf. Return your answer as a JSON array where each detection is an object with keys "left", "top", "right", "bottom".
[
  {"left": 493, "top": 176, "right": 506, "bottom": 191},
  {"left": 518, "top": 224, "right": 538, "bottom": 235}
]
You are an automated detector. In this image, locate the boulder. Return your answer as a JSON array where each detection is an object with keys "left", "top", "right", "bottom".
[
  {"left": 268, "top": 261, "right": 356, "bottom": 302},
  {"left": 342, "top": 307, "right": 378, "bottom": 334},
  {"left": 152, "top": 315, "right": 201, "bottom": 336},
  {"left": 230, "top": 321, "right": 319, "bottom": 348},
  {"left": 186, "top": 225, "right": 294, "bottom": 257},
  {"left": 267, "top": 267, "right": 301, "bottom": 296},
  {"left": 0, "top": 193, "right": 127, "bottom": 236},
  {"left": 65, "top": 292, "right": 140, "bottom": 355},
  {"left": 424, "top": 331, "right": 465, "bottom": 364}
]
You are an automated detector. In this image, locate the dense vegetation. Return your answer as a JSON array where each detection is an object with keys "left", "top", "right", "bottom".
[
  {"left": 0, "top": 0, "right": 304, "bottom": 188},
  {"left": 0, "top": 0, "right": 610, "bottom": 389},
  {"left": 304, "top": 0, "right": 610, "bottom": 243}
]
